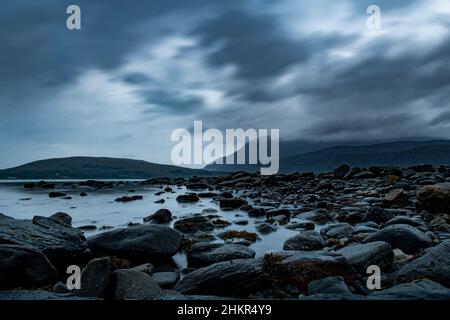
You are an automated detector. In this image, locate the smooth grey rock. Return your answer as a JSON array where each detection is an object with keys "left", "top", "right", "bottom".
[
  {"left": 173, "top": 216, "right": 214, "bottom": 233},
  {"left": 88, "top": 224, "right": 182, "bottom": 260},
  {"left": 144, "top": 209, "right": 172, "bottom": 224},
  {"left": 188, "top": 242, "right": 255, "bottom": 266},
  {"left": 113, "top": 269, "right": 162, "bottom": 300},
  {"left": 363, "top": 224, "right": 432, "bottom": 254},
  {"left": 338, "top": 241, "right": 394, "bottom": 273},
  {"left": 152, "top": 272, "right": 179, "bottom": 289},
  {"left": 283, "top": 231, "right": 325, "bottom": 251},
  {"left": 77, "top": 257, "right": 111, "bottom": 298},
  {"left": 308, "top": 276, "right": 351, "bottom": 295}
]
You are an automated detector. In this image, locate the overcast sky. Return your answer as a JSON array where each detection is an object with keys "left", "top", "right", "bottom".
[{"left": 1, "top": 0, "right": 450, "bottom": 169}]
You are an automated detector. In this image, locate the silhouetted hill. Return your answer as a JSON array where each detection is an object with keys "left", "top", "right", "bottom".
[{"left": 0, "top": 157, "right": 216, "bottom": 179}]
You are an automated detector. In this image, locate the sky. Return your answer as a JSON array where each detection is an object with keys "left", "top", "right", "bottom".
[{"left": 0, "top": 0, "right": 450, "bottom": 169}]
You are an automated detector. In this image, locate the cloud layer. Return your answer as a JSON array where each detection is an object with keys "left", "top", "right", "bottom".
[{"left": 0, "top": 0, "right": 449, "bottom": 168}]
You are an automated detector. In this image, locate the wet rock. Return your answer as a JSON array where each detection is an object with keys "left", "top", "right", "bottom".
[
  {"left": 176, "top": 194, "right": 200, "bottom": 203},
  {"left": 247, "top": 207, "right": 266, "bottom": 217},
  {"left": 52, "top": 282, "right": 70, "bottom": 294},
  {"left": 295, "top": 210, "right": 331, "bottom": 224},
  {"left": 0, "top": 214, "right": 87, "bottom": 269},
  {"left": 255, "top": 222, "right": 277, "bottom": 234},
  {"left": 144, "top": 209, "right": 172, "bottom": 224},
  {"left": 77, "top": 257, "right": 111, "bottom": 298},
  {"left": 233, "top": 219, "right": 249, "bottom": 225},
  {"left": 114, "top": 195, "right": 143, "bottom": 202},
  {"left": 188, "top": 242, "right": 255, "bottom": 267},
  {"left": 362, "top": 207, "right": 394, "bottom": 224},
  {"left": 416, "top": 183, "right": 450, "bottom": 213},
  {"left": 174, "top": 216, "right": 214, "bottom": 233},
  {"left": 88, "top": 224, "right": 182, "bottom": 261},
  {"left": 396, "top": 240, "right": 450, "bottom": 287},
  {"left": 50, "top": 212, "right": 73, "bottom": 226},
  {"left": 0, "top": 244, "right": 57, "bottom": 289},
  {"left": 113, "top": 269, "right": 162, "bottom": 300},
  {"left": 186, "top": 182, "right": 208, "bottom": 190},
  {"left": 370, "top": 280, "right": 450, "bottom": 300},
  {"left": 218, "top": 230, "right": 258, "bottom": 242},
  {"left": 78, "top": 225, "right": 97, "bottom": 231},
  {"left": 80, "top": 192, "right": 88, "bottom": 197},
  {"left": 384, "top": 216, "right": 423, "bottom": 227},
  {"left": 337, "top": 241, "right": 394, "bottom": 273},
  {"left": 283, "top": 231, "right": 325, "bottom": 251},
  {"left": 154, "top": 199, "right": 165, "bottom": 204},
  {"left": 130, "top": 263, "right": 154, "bottom": 275},
  {"left": 152, "top": 272, "right": 179, "bottom": 289},
  {"left": 363, "top": 224, "right": 432, "bottom": 254},
  {"left": 382, "top": 189, "right": 409, "bottom": 208},
  {"left": 285, "top": 221, "right": 315, "bottom": 231},
  {"left": 264, "top": 251, "right": 358, "bottom": 291},
  {"left": 321, "top": 223, "right": 354, "bottom": 239},
  {"left": 174, "top": 258, "right": 265, "bottom": 296},
  {"left": 197, "top": 192, "right": 218, "bottom": 198},
  {"left": 48, "top": 192, "right": 67, "bottom": 198},
  {"left": 219, "top": 198, "right": 248, "bottom": 209},
  {"left": 308, "top": 276, "right": 351, "bottom": 295},
  {"left": 353, "top": 171, "right": 375, "bottom": 179}
]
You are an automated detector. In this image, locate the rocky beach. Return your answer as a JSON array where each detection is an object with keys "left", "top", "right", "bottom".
[{"left": 1, "top": 164, "right": 450, "bottom": 300}]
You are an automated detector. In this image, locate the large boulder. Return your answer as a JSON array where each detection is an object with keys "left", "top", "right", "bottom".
[
  {"left": 173, "top": 216, "right": 214, "bottom": 233},
  {"left": 112, "top": 269, "right": 162, "bottom": 300},
  {"left": 416, "top": 183, "right": 450, "bottom": 213},
  {"left": 87, "top": 224, "right": 182, "bottom": 261},
  {"left": 0, "top": 244, "right": 57, "bottom": 289},
  {"left": 283, "top": 231, "right": 325, "bottom": 251},
  {"left": 0, "top": 214, "right": 87, "bottom": 269},
  {"left": 396, "top": 240, "right": 450, "bottom": 287},
  {"left": 174, "top": 258, "right": 266, "bottom": 296},
  {"left": 187, "top": 242, "right": 256, "bottom": 266},
  {"left": 370, "top": 280, "right": 450, "bottom": 300},
  {"left": 363, "top": 224, "right": 432, "bottom": 254},
  {"left": 77, "top": 257, "right": 112, "bottom": 298},
  {"left": 264, "top": 251, "right": 359, "bottom": 291},
  {"left": 337, "top": 241, "right": 394, "bottom": 273}
]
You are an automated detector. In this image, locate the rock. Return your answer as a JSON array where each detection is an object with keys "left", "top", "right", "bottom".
[
  {"left": 77, "top": 257, "right": 111, "bottom": 298},
  {"left": 0, "top": 214, "right": 87, "bottom": 269},
  {"left": 115, "top": 195, "right": 143, "bottom": 202},
  {"left": 144, "top": 209, "right": 172, "bottom": 224},
  {"left": 0, "top": 244, "right": 57, "bottom": 289},
  {"left": 283, "top": 231, "right": 325, "bottom": 251},
  {"left": 80, "top": 192, "right": 88, "bottom": 197},
  {"left": 186, "top": 182, "right": 208, "bottom": 190},
  {"left": 295, "top": 210, "right": 331, "bottom": 224},
  {"left": 154, "top": 199, "right": 165, "bottom": 204},
  {"left": 52, "top": 282, "right": 70, "bottom": 293},
  {"left": 363, "top": 224, "right": 432, "bottom": 254},
  {"left": 396, "top": 240, "right": 450, "bottom": 287},
  {"left": 308, "top": 276, "right": 351, "bottom": 295},
  {"left": 255, "top": 222, "right": 277, "bottom": 234},
  {"left": 233, "top": 219, "right": 249, "bottom": 225},
  {"left": 416, "top": 183, "right": 450, "bottom": 213},
  {"left": 264, "top": 251, "right": 358, "bottom": 291},
  {"left": 384, "top": 216, "right": 423, "bottom": 227},
  {"left": 50, "top": 212, "right": 72, "bottom": 226},
  {"left": 218, "top": 230, "right": 258, "bottom": 242},
  {"left": 334, "top": 165, "right": 351, "bottom": 179},
  {"left": 88, "top": 224, "right": 182, "bottom": 261},
  {"left": 219, "top": 198, "right": 248, "bottom": 209},
  {"left": 370, "top": 280, "right": 450, "bottom": 300},
  {"left": 197, "top": 192, "right": 218, "bottom": 198},
  {"left": 113, "top": 269, "right": 162, "bottom": 300},
  {"left": 353, "top": 171, "right": 375, "bottom": 179},
  {"left": 362, "top": 207, "right": 394, "bottom": 224},
  {"left": 285, "top": 221, "right": 315, "bottom": 231},
  {"left": 337, "top": 241, "right": 394, "bottom": 273},
  {"left": 173, "top": 216, "right": 214, "bottom": 233},
  {"left": 48, "top": 192, "right": 66, "bottom": 198},
  {"left": 382, "top": 189, "right": 409, "bottom": 208},
  {"left": 321, "top": 223, "right": 354, "bottom": 239},
  {"left": 130, "top": 263, "right": 154, "bottom": 275},
  {"left": 78, "top": 225, "right": 97, "bottom": 231},
  {"left": 247, "top": 207, "right": 266, "bottom": 217},
  {"left": 152, "top": 272, "right": 180, "bottom": 289},
  {"left": 188, "top": 242, "right": 256, "bottom": 266},
  {"left": 174, "top": 258, "right": 266, "bottom": 296},
  {"left": 176, "top": 194, "right": 200, "bottom": 203}
]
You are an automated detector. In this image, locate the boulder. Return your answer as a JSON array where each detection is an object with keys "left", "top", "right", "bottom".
[
  {"left": 77, "top": 257, "right": 111, "bottom": 298},
  {"left": 143, "top": 209, "right": 172, "bottom": 224},
  {"left": 173, "top": 216, "right": 214, "bottom": 233},
  {"left": 0, "top": 244, "right": 57, "bottom": 289},
  {"left": 187, "top": 242, "right": 255, "bottom": 266},
  {"left": 174, "top": 258, "right": 266, "bottom": 296},
  {"left": 321, "top": 223, "right": 354, "bottom": 239},
  {"left": 362, "top": 207, "right": 394, "bottom": 224},
  {"left": 113, "top": 269, "right": 162, "bottom": 300},
  {"left": 416, "top": 183, "right": 450, "bottom": 213},
  {"left": 337, "top": 241, "right": 394, "bottom": 273},
  {"left": 283, "top": 231, "right": 325, "bottom": 251},
  {"left": 114, "top": 195, "right": 143, "bottom": 202},
  {"left": 255, "top": 222, "right": 277, "bottom": 234},
  {"left": 396, "top": 240, "right": 450, "bottom": 287},
  {"left": 382, "top": 189, "right": 409, "bottom": 208},
  {"left": 219, "top": 198, "right": 248, "bottom": 209},
  {"left": 87, "top": 224, "right": 182, "bottom": 261},
  {"left": 363, "top": 224, "right": 432, "bottom": 254},
  {"left": 0, "top": 214, "right": 87, "bottom": 269},
  {"left": 176, "top": 194, "right": 200, "bottom": 203},
  {"left": 152, "top": 272, "right": 179, "bottom": 289}
]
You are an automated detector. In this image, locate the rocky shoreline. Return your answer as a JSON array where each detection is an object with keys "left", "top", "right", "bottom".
[{"left": 1, "top": 164, "right": 450, "bottom": 300}]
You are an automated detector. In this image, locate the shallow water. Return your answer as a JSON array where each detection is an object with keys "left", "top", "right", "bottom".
[{"left": 0, "top": 181, "right": 304, "bottom": 269}]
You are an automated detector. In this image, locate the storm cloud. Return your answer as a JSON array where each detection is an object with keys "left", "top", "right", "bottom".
[{"left": 0, "top": 0, "right": 449, "bottom": 168}]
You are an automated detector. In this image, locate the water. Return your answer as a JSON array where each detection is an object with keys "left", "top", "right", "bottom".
[{"left": 0, "top": 180, "right": 301, "bottom": 269}]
